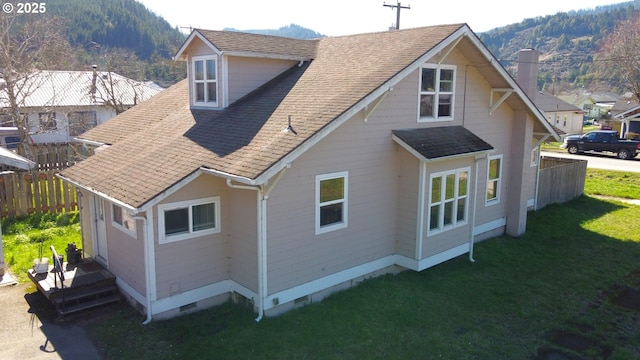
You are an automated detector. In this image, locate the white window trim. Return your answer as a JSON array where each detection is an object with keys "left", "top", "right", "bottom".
[
  {"left": 427, "top": 167, "right": 470, "bottom": 236},
  {"left": 531, "top": 146, "right": 539, "bottom": 167},
  {"left": 418, "top": 64, "right": 456, "bottom": 122},
  {"left": 315, "top": 171, "right": 348, "bottom": 235},
  {"left": 158, "top": 196, "right": 221, "bottom": 244},
  {"left": 486, "top": 154, "right": 503, "bottom": 206},
  {"left": 111, "top": 203, "right": 137, "bottom": 237},
  {"left": 191, "top": 55, "right": 218, "bottom": 108}
]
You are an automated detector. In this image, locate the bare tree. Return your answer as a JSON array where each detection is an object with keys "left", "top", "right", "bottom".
[
  {"left": 594, "top": 13, "right": 640, "bottom": 101},
  {"left": 91, "top": 49, "right": 148, "bottom": 115},
  {"left": 0, "top": 11, "right": 73, "bottom": 157}
]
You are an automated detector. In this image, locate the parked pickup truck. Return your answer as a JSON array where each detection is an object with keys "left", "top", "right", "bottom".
[{"left": 560, "top": 130, "right": 640, "bottom": 160}]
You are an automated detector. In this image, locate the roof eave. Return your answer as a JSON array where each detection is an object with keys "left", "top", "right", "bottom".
[
  {"left": 57, "top": 173, "right": 137, "bottom": 212},
  {"left": 462, "top": 29, "right": 561, "bottom": 142},
  {"left": 174, "top": 30, "right": 221, "bottom": 61}
]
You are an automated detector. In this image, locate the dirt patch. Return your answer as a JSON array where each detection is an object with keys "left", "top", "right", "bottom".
[
  {"left": 544, "top": 330, "right": 612, "bottom": 359},
  {"left": 535, "top": 268, "right": 640, "bottom": 359},
  {"left": 608, "top": 284, "right": 640, "bottom": 312}
]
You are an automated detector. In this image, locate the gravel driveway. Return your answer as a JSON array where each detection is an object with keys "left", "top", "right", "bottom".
[{"left": 0, "top": 271, "right": 105, "bottom": 359}]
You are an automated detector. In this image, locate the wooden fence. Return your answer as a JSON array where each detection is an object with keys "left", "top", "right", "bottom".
[
  {"left": 0, "top": 143, "right": 85, "bottom": 217},
  {"left": 27, "top": 143, "right": 83, "bottom": 171},
  {"left": 0, "top": 170, "right": 78, "bottom": 217},
  {"left": 536, "top": 156, "right": 588, "bottom": 210}
]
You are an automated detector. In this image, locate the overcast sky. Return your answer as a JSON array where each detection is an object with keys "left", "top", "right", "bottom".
[{"left": 137, "top": 0, "right": 627, "bottom": 36}]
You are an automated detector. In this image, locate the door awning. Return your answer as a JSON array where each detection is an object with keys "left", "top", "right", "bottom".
[{"left": 392, "top": 126, "right": 493, "bottom": 162}]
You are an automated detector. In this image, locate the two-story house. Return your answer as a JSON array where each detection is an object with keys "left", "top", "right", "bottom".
[
  {"left": 0, "top": 69, "right": 163, "bottom": 144},
  {"left": 59, "top": 24, "right": 559, "bottom": 321}
]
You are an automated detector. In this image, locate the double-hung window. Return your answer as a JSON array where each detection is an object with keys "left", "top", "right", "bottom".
[
  {"left": 428, "top": 168, "right": 469, "bottom": 235},
  {"left": 159, "top": 197, "right": 220, "bottom": 244},
  {"left": 419, "top": 64, "right": 456, "bottom": 121},
  {"left": 112, "top": 204, "right": 136, "bottom": 235},
  {"left": 316, "top": 172, "right": 348, "bottom": 234},
  {"left": 192, "top": 56, "right": 218, "bottom": 107},
  {"left": 486, "top": 155, "right": 502, "bottom": 204}
]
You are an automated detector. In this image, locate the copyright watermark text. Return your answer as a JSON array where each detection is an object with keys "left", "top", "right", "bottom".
[{"left": 3, "top": 2, "right": 47, "bottom": 14}]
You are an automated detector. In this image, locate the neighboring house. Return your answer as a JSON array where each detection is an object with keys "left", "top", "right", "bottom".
[
  {"left": 58, "top": 24, "right": 559, "bottom": 321},
  {"left": 534, "top": 92, "right": 584, "bottom": 135},
  {"left": 611, "top": 99, "right": 640, "bottom": 139},
  {"left": 0, "top": 70, "right": 163, "bottom": 144},
  {"left": 558, "top": 93, "right": 619, "bottom": 121}
]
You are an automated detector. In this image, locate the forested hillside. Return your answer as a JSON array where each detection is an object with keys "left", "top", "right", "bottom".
[
  {"left": 47, "top": 0, "right": 184, "bottom": 60},
  {"left": 478, "top": 0, "right": 640, "bottom": 93},
  {"left": 34, "top": 0, "right": 640, "bottom": 93},
  {"left": 42, "top": 0, "right": 186, "bottom": 86},
  {"left": 225, "top": 24, "right": 325, "bottom": 39}
]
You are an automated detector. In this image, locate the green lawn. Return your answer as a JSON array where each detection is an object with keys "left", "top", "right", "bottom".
[
  {"left": 2, "top": 212, "right": 81, "bottom": 282},
  {"left": 3, "top": 170, "right": 640, "bottom": 359}
]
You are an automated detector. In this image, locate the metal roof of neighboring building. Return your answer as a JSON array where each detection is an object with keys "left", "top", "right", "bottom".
[{"left": 0, "top": 70, "right": 163, "bottom": 108}]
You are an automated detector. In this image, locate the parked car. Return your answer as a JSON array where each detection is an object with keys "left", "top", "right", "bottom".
[{"left": 560, "top": 130, "right": 640, "bottom": 160}]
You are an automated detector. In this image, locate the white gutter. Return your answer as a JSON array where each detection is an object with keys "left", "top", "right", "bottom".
[
  {"left": 224, "top": 165, "right": 289, "bottom": 322},
  {"left": 56, "top": 173, "right": 137, "bottom": 212},
  {"left": 534, "top": 146, "right": 542, "bottom": 211},
  {"left": 225, "top": 180, "right": 262, "bottom": 321},
  {"left": 468, "top": 155, "right": 482, "bottom": 263},
  {"left": 134, "top": 214, "right": 153, "bottom": 324},
  {"left": 72, "top": 137, "right": 106, "bottom": 148}
]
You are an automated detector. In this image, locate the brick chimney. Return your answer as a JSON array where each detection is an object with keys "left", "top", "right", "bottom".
[{"left": 517, "top": 48, "right": 539, "bottom": 101}]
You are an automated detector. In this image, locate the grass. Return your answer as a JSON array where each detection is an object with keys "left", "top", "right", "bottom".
[
  {"left": 1, "top": 211, "right": 80, "bottom": 282},
  {"left": 88, "top": 197, "right": 640, "bottom": 359},
  {"left": 584, "top": 169, "right": 640, "bottom": 199},
  {"left": 3, "top": 170, "right": 640, "bottom": 358},
  {"left": 86, "top": 171, "right": 640, "bottom": 360}
]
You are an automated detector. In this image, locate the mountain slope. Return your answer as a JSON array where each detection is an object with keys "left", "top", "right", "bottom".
[{"left": 478, "top": 1, "right": 640, "bottom": 93}]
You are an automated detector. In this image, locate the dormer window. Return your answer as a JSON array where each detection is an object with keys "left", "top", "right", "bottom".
[
  {"left": 418, "top": 64, "right": 456, "bottom": 122},
  {"left": 192, "top": 56, "right": 218, "bottom": 107}
]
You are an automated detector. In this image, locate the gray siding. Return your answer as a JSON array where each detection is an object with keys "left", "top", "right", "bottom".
[
  {"left": 78, "top": 190, "right": 93, "bottom": 256},
  {"left": 394, "top": 146, "right": 420, "bottom": 258},
  {"left": 227, "top": 56, "right": 297, "bottom": 104},
  {"left": 103, "top": 203, "right": 146, "bottom": 295},
  {"left": 153, "top": 174, "right": 230, "bottom": 300},
  {"left": 262, "top": 48, "right": 542, "bottom": 294},
  {"left": 227, "top": 187, "right": 258, "bottom": 292}
]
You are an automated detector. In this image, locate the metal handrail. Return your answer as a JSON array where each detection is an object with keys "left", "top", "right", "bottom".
[{"left": 50, "top": 245, "right": 65, "bottom": 306}]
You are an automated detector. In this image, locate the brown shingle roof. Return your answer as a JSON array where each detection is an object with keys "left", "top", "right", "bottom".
[
  {"left": 194, "top": 29, "right": 318, "bottom": 59},
  {"left": 60, "top": 24, "right": 466, "bottom": 209}
]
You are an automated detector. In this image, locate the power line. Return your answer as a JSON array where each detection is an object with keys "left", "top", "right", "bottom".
[{"left": 383, "top": 1, "right": 410, "bottom": 30}]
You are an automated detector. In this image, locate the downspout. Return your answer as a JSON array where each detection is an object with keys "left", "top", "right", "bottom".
[
  {"left": 225, "top": 180, "right": 262, "bottom": 321},
  {"left": 225, "top": 166, "right": 289, "bottom": 322},
  {"left": 134, "top": 214, "right": 153, "bottom": 325},
  {"left": 534, "top": 146, "right": 542, "bottom": 211},
  {"left": 468, "top": 155, "right": 482, "bottom": 263}
]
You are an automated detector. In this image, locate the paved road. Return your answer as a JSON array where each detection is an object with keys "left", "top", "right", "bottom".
[
  {"left": 0, "top": 279, "right": 104, "bottom": 360},
  {"left": 542, "top": 150, "right": 640, "bottom": 173}
]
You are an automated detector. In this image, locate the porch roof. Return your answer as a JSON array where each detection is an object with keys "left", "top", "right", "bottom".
[{"left": 392, "top": 126, "right": 493, "bottom": 161}]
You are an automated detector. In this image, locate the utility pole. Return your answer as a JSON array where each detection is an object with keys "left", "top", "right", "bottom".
[{"left": 383, "top": 1, "right": 410, "bottom": 30}]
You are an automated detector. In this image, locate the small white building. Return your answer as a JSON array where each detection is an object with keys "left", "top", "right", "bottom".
[
  {"left": 535, "top": 91, "right": 584, "bottom": 135},
  {"left": 0, "top": 70, "right": 163, "bottom": 144}
]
